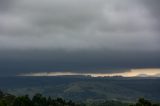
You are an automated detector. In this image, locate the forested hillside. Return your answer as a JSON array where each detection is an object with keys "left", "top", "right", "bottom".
[{"left": 0, "top": 76, "right": 160, "bottom": 102}]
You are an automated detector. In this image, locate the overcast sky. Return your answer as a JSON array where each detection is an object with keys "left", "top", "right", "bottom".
[{"left": 0, "top": 0, "right": 160, "bottom": 76}]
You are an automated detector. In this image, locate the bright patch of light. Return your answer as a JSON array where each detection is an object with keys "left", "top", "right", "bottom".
[{"left": 18, "top": 68, "right": 160, "bottom": 77}]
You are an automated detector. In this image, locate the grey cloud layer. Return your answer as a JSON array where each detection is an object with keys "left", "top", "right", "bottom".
[
  {"left": 0, "top": 0, "right": 160, "bottom": 75},
  {"left": 0, "top": 0, "right": 159, "bottom": 50}
]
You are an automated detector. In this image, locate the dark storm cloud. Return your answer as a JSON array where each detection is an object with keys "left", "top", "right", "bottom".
[
  {"left": 0, "top": 0, "right": 160, "bottom": 76},
  {"left": 0, "top": 49, "right": 160, "bottom": 76}
]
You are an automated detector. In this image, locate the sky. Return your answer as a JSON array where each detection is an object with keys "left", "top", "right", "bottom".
[{"left": 0, "top": 0, "right": 160, "bottom": 76}]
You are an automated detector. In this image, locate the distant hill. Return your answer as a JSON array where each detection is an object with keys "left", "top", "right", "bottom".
[{"left": 0, "top": 76, "right": 160, "bottom": 102}]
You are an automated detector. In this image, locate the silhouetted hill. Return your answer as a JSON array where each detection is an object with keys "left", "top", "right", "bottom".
[{"left": 0, "top": 76, "right": 160, "bottom": 102}]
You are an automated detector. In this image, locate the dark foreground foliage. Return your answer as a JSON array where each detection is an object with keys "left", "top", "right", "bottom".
[
  {"left": 0, "top": 91, "right": 78, "bottom": 106},
  {"left": 0, "top": 91, "right": 160, "bottom": 106},
  {"left": 130, "top": 98, "right": 160, "bottom": 106}
]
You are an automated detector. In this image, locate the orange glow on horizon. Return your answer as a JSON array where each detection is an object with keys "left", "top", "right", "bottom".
[{"left": 19, "top": 68, "right": 160, "bottom": 77}]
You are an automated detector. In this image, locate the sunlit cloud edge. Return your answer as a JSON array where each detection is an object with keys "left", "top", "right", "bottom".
[{"left": 18, "top": 68, "right": 160, "bottom": 77}]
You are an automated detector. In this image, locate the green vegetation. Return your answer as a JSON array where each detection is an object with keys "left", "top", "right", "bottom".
[
  {"left": 0, "top": 91, "right": 160, "bottom": 106},
  {"left": 0, "top": 91, "right": 78, "bottom": 106},
  {"left": 130, "top": 98, "right": 160, "bottom": 106}
]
